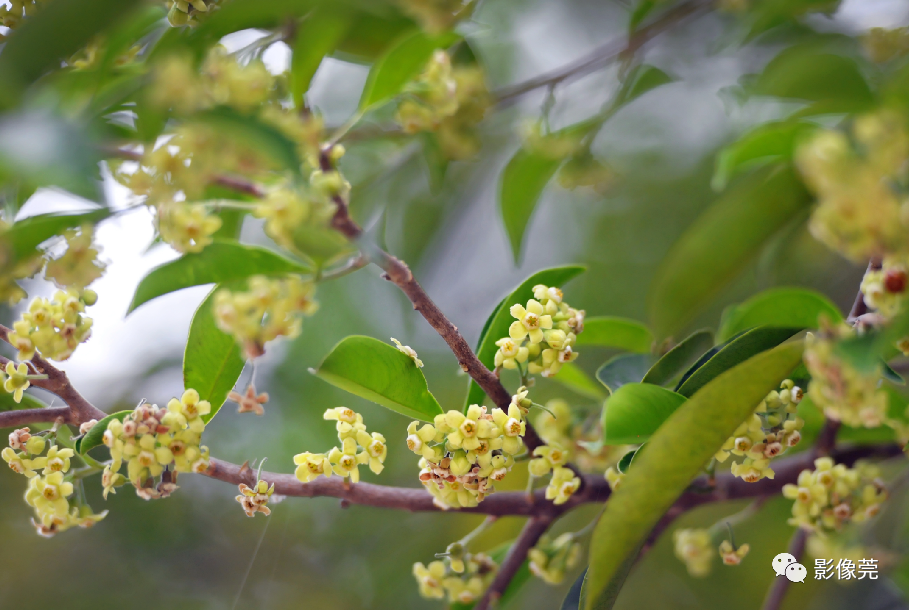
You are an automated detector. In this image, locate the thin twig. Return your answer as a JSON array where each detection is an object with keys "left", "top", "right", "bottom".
[
  {"left": 760, "top": 527, "right": 808, "bottom": 610},
  {"left": 0, "top": 406, "right": 70, "bottom": 428},
  {"left": 474, "top": 517, "right": 552, "bottom": 610}
]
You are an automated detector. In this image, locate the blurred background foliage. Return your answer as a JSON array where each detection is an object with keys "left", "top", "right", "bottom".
[{"left": 2, "top": 0, "right": 909, "bottom": 608}]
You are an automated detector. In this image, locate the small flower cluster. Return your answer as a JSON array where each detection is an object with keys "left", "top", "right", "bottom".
[
  {"left": 44, "top": 225, "right": 106, "bottom": 289},
  {"left": 494, "top": 285, "right": 585, "bottom": 378},
  {"left": 396, "top": 50, "right": 459, "bottom": 134},
  {"left": 673, "top": 528, "right": 714, "bottom": 577},
  {"left": 408, "top": 397, "right": 528, "bottom": 510},
  {"left": 804, "top": 322, "right": 888, "bottom": 428},
  {"left": 528, "top": 533, "right": 582, "bottom": 585},
  {"left": 253, "top": 183, "right": 336, "bottom": 252},
  {"left": 558, "top": 151, "right": 615, "bottom": 194},
  {"left": 412, "top": 550, "right": 498, "bottom": 604},
  {"left": 3, "top": 428, "right": 108, "bottom": 537},
  {"left": 102, "top": 390, "right": 211, "bottom": 501},
  {"left": 236, "top": 479, "right": 275, "bottom": 517},
  {"left": 796, "top": 109, "right": 909, "bottom": 262},
  {"left": 718, "top": 540, "right": 750, "bottom": 566},
  {"left": 783, "top": 458, "right": 887, "bottom": 533},
  {"left": 862, "top": 27, "right": 909, "bottom": 63},
  {"left": 156, "top": 202, "right": 222, "bottom": 254},
  {"left": 1, "top": 361, "right": 32, "bottom": 403},
  {"left": 714, "top": 379, "right": 805, "bottom": 483},
  {"left": 213, "top": 275, "right": 318, "bottom": 359},
  {"left": 0, "top": 0, "right": 50, "bottom": 38},
  {"left": 165, "top": 0, "right": 223, "bottom": 27},
  {"left": 7, "top": 288, "right": 96, "bottom": 362},
  {"left": 860, "top": 257, "right": 908, "bottom": 322},
  {"left": 293, "top": 407, "right": 387, "bottom": 484},
  {"left": 529, "top": 444, "right": 581, "bottom": 505}
]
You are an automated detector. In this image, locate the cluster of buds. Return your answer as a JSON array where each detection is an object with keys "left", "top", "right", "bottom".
[
  {"left": 3, "top": 429, "right": 108, "bottom": 536},
  {"left": 7, "top": 288, "right": 96, "bottom": 362},
  {"left": 253, "top": 183, "right": 336, "bottom": 252},
  {"left": 494, "top": 285, "right": 585, "bottom": 378},
  {"left": 714, "top": 379, "right": 805, "bottom": 483},
  {"left": 412, "top": 550, "right": 498, "bottom": 604},
  {"left": 862, "top": 27, "right": 909, "bottom": 63},
  {"left": 804, "top": 322, "right": 888, "bottom": 428},
  {"left": 213, "top": 275, "right": 318, "bottom": 359},
  {"left": 293, "top": 407, "right": 387, "bottom": 485},
  {"left": 783, "top": 458, "right": 887, "bottom": 533},
  {"left": 673, "top": 528, "right": 714, "bottom": 577},
  {"left": 796, "top": 109, "right": 909, "bottom": 262},
  {"left": 102, "top": 390, "right": 211, "bottom": 500},
  {"left": 435, "top": 65, "right": 491, "bottom": 160},
  {"left": 396, "top": 50, "right": 459, "bottom": 134},
  {"left": 528, "top": 533, "right": 582, "bottom": 585},
  {"left": 165, "top": 0, "right": 223, "bottom": 26},
  {"left": 408, "top": 395, "right": 529, "bottom": 509},
  {"left": 44, "top": 225, "right": 106, "bottom": 289},
  {"left": 546, "top": 467, "right": 582, "bottom": 505},
  {"left": 860, "top": 257, "right": 908, "bottom": 322},
  {"left": 235, "top": 479, "right": 275, "bottom": 517},
  {"left": 157, "top": 202, "right": 222, "bottom": 254}
]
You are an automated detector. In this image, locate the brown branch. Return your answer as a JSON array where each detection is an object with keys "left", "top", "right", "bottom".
[
  {"left": 0, "top": 406, "right": 70, "bottom": 428},
  {"left": 492, "top": 0, "right": 711, "bottom": 106},
  {"left": 475, "top": 516, "right": 553, "bottom": 610},
  {"left": 760, "top": 527, "right": 808, "bottom": 610}
]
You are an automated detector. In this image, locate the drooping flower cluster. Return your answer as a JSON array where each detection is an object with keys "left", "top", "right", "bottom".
[
  {"left": 796, "top": 109, "right": 909, "bottom": 262},
  {"left": 528, "top": 443, "right": 580, "bottom": 505},
  {"left": 102, "top": 390, "right": 211, "bottom": 501},
  {"left": 714, "top": 379, "right": 805, "bottom": 483},
  {"left": 412, "top": 550, "right": 498, "bottom": 604},
  {"left": 718, "top": 540, "right": 750, "bottom": 566},
  {"left": 494, "top": 285, "right": 585, "bottom": 378},
  {"left": 408, "top": 396, "right": 529, "bottom": 510},
  {"left": 7, "top": 288, "right": 96, "bottom": 362},
  {"left": 293, "top": 407, "right": 387, "bottom": 485},
  {"left": 396, "top": 50, "right": 458, "bottom": 134},
  {"left": 3, "top": 429, "right": 108, "bottom": 537},
  {"left": 673, "top": 528, "right": 714, "bottom": 577},
  {"left": 804, "top": 322, "right": 889, "bottom": 428},
  {"left": 213, "top": 275, "right": 318, "bottom": 359},
  {"left": 228, "top": 383, "right": 269, "bottom": 416},
  {"left": 43, "top": 225, "right": 106, "bottom": 289},
  {"left": 860, "top": 257, "right": 908, "bottom": 322},
  {"left": 236, "top": 479, "right": 275, "bottom": 517},
  {"left": 783, "top": 458, "right": 887, "bottom": 533},
  {"left": 528, "top": 533, "right": 582, "bottom": 585}
]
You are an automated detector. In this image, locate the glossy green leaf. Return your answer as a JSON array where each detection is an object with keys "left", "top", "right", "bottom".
[
  {"left": 647, "top": 164, "right": 811, "bottom": 338},
  {"left": 712, "top": 121, "right": 817, "bottom": 191},
  {"left": 3, "top": 210, "right": 110, "bottom": 263},
  {"left": 561, "top": 567, "right": 589, "bottom": 610},
  {"left": 585, "top": 342, "right": 804, "bottom": 610},
  {"left": 359, "top": 30, "right": 461, "bottom": 110},
  {"left": 314, "top": 336, "right": 443, "bottom": 421},
  {"left": 465, "top": 266, "right": 586, "bottom": 408},
  {"left": 499, "top": 149, "right": 563, "bottom": 264},
  {"left": 76, "top": 410, "right": 131, "bottom": 455},
  {"left": 718, "top": 287, "right": 843, "bottom": 342},
  {"left": 601, "top": 383, "right": 686, "bottom": 444},
  {"left": 291, "top": 8, "right": 351, "bottom": 107},
  {"left": 574, "top": 317, "right": 653, "bottom": 353},
  {"left": 617, "top": 446, "right": 644, "bottom": 474},
  {"left": 676, "top": 327, "right": 801, "bottom": 397},
  {"left": 184, "top": 287, "right": 246, "bottom": 424},
  {"left": 596, "top": 354, "right": 655, "bottom": 394},
  {"left": 128, "top": 241, "right": 309, "bottom": 313},
  {"left": 194, "top": 106, "right": 302, "bottom": 175},
  {"left": 550, "top": 362, "right": 607, "bottom": 400},
  {"left": 641, "top": 329, "right": 713, "bottom": 386},
  {"left": 613, "top": 65, "right": 676, "bottom": 108}
]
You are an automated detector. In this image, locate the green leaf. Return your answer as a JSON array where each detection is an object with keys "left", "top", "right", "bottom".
[
  {"left": 647, "top": 164, "right": 811, "bottom": 338},
  {"left": 641, "top": 329, "right": 713, "bottom": 387},
  {"left": 749, "top": 48, "right": 874, "bottom": 113},
  {"left": 194, "top": 106, "right": 302, "bottom": 176},
  {"left": 465, "top": 266, "right": 586, "bottom": 408},
  {"left": 314, "top": 335, "right": 443, "bottom": 422},
  {"left": 0, "top": 390, "right": 48, "bottom": 414},
  {"left": 3, "top": 210, "right": 110, "bottom": 263},
  {"left": 712, "top": 121, "right": 818, "bottom": 191},
  {"left": 76, "top": 410, "right": 131, "bottom": 455},
  {"left": 585, "top": 341, "right": 804, "bottom": 610},
  {"left": 184, "top": 287, "right": 246, "bottom": 424},
  {"left": 550, "top": 362, "right": 607, "bottom": 400},
  {"left": 561, "top": 567, "right": 589, "bottom": 610},
  {"left": 596, "top": 354, "right": 655, "bottom": 394},
  {"left": 613, "top": 65, "right": 676, "bottom": 108},
  {"left": 628, "top": 1, "right": 656, "bottom": 32},
  {"left": 617, "top": 446, "right": 644, "bottom": 474},
  {"left": 0, "top": 0, "right": 144, "bottom": 109},
  {"left": 676, "top": 327, "right": 801, "bottom": 398},
  {"left": 601, "top": 383, "right": 687, "bottom": 444},
  {"left": 718, "top": 287, "right": 843, "bottom": 342},
  {"left": 359, "top": 30, "right": 461, "bottom": 110},
  {"left": 574, "top": 317, "right": 653, "bottom": 353},
  {"left": 291, "top": 8, "right": 351, "bottom": 107},
  {"left": 128, "top": 241, "right": 310, "bottom": 313},
  {"left": 499, "top": 148, "right": 563, "bottom": 264}
]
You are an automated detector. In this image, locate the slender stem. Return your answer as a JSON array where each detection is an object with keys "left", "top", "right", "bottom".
[
  {"left": 760, "top": 528, "right": 808, "bottom": 610},
  {"left": 459, "top": 515, "right": 497, "bottom": 548},
  {"left": 475, "top": 517, "right": 552, "bottom": 610}
]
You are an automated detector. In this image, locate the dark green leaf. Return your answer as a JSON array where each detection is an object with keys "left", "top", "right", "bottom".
[
  {"left": 641, "top": 329, "right": 713, "bottom": 386},
  {"left": 550, "top": 362, "right": 607, "bottom": 400},
  {"left": 359, "top": 30, "right": 461, "bottom": 110},
  {"left": 712, "top": 121, "right": 817, "bottom": 191},
  {"left": 314, "top": 335, "right": 443, "bottom": 421},
  {"left": 128, "top": 241, "right": 309, "bottom": 313},
  {"left": 717, "top": 287, "right": 843, "bottom": 342},
  {"left": 184, "top": 286, "right": 245, "bottom": 423},
  {"left": 617, "top": 447, "right": 643, "bottom": 474},
  {"left": 596, "top": 354, "right": 655, "bottom": 394},
  {"left": 574, "top": 317, "right": 653, "bottom": 353},
  {"left": 3, "top": 210, "right": 110, "bottom": 263},
  {"left": 676, "top": 327, "right": 801, "bottom": 397},
  {"left": 465, "top": 266, "right": 586, "bottom": 408},
  {"left": 291, "top": 8, "right": 351, "bottom": 107},
  {"left": 195, "top": 106, "right": 302, "bottom": 175},
  {"left": 613, "top": 65, "right": 676, "bottom": 108},
  {"left": 561, "top": 567, "right": 589, "bottom": 610},
  {"left": 585, "top": 342, "right": 804, "bottom": 610},
  {"left": 499, "top": 148, "right": 562, "bottom": 264},
  {"left": 601, "top": 383, "right": 686, "bottom": 444},
  {"left": 647, "top": 164, "right": 811, "bottom": 338},
  {"left": 76, "top": 410, "right": 131, "bottom": 454}
]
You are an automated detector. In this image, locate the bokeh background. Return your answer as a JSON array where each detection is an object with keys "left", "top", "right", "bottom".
[{"left": 4, "top": 0, "right": 909, "bottom": 608}]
